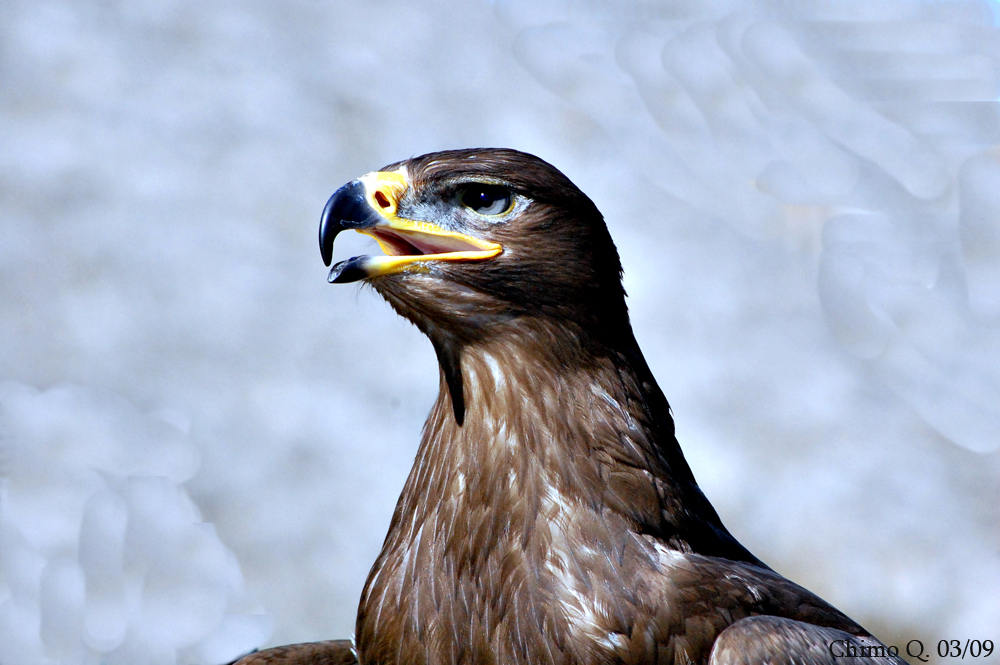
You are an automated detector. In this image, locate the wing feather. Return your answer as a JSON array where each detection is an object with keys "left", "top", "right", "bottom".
[
  {"left": 230, "top": 639, "right": 358, "bottom": 665},
  {"left": 709, "top": 616, "right": 906, "bottom": 665}
]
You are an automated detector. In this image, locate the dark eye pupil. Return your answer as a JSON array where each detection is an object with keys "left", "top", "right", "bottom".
[{"left": 461, "top": 185, "right": 511, "bottom": 215}]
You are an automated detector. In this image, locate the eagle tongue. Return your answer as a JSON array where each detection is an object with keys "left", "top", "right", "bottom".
[{"left": 320, "top": 180, "right": 382, "bottom": 266}]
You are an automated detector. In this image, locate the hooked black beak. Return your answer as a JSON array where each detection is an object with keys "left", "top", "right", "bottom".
[{"left": 319, "top": 180, "right": 381, "bottom": 267}]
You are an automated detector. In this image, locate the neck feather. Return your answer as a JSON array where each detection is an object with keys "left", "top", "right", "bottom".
[{"left": 356, "top": 318, "right": 760, "bottom": 664}]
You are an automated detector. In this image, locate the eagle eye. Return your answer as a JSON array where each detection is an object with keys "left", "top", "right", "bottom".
[{"left": 460, "top": 184, "right": 512, "bottom": 216}]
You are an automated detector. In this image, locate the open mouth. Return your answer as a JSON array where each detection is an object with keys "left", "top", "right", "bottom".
[
  {"left": 364, "top": 225, "right": 499, "bottom": 258},
  {"left": 328, "top": 226, "right": 501, "bottom": 283},
  {"left": 323, "top": 224, "right": 500, "bottom": 283}
]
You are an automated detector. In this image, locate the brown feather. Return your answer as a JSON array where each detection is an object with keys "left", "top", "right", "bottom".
[
  {"left": 230, "top": 640, "right": 357, "bottom": 665},
  {"left": 277, "top": 149, "right": 903, "bottom": 665}
]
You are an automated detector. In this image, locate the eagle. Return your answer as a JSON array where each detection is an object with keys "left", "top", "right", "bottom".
[{"left": 236, "top": 149, "right": 904, "bottom": 665}]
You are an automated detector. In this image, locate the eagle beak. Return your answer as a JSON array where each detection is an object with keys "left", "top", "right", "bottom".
[{"left": 320, "top": 170, "right": 503, "bottom": 284}]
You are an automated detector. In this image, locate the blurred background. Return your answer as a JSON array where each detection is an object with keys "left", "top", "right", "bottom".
[{"left": 2, "top": 0, "right": 999, "bottom": 663}]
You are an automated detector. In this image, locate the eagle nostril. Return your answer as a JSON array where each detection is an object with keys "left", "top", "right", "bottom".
[{"left": 374, "top": 190, "right": 392, "bottom": 209}]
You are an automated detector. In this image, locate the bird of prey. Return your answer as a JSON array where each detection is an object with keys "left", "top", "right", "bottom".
[{"left": 236, "top": 149, "right": 905, "bottom": 665}]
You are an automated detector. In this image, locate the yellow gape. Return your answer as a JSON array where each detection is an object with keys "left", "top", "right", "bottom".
[{"left": 352, "top": 169, "right": 502, "bottom": 278}]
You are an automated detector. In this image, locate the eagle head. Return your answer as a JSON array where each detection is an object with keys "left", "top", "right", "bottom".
[
  {"left": 321, "top": 149, "right": 632, "bottom": 424},
  {"left": 321, "top": 149, "right": 628, "bottom": 342}
]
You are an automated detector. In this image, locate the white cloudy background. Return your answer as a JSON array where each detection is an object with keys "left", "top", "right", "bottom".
[{"left": 2, "top": 0, "right": 999, "bottom": 663}]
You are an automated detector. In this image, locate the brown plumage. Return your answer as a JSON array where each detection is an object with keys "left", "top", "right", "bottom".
[
  {"left": 236, "top": 149, "right": 903, "bottom": 665},
  {"left": 232, "top": 640, "right": 357, "bottom": 664}
]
